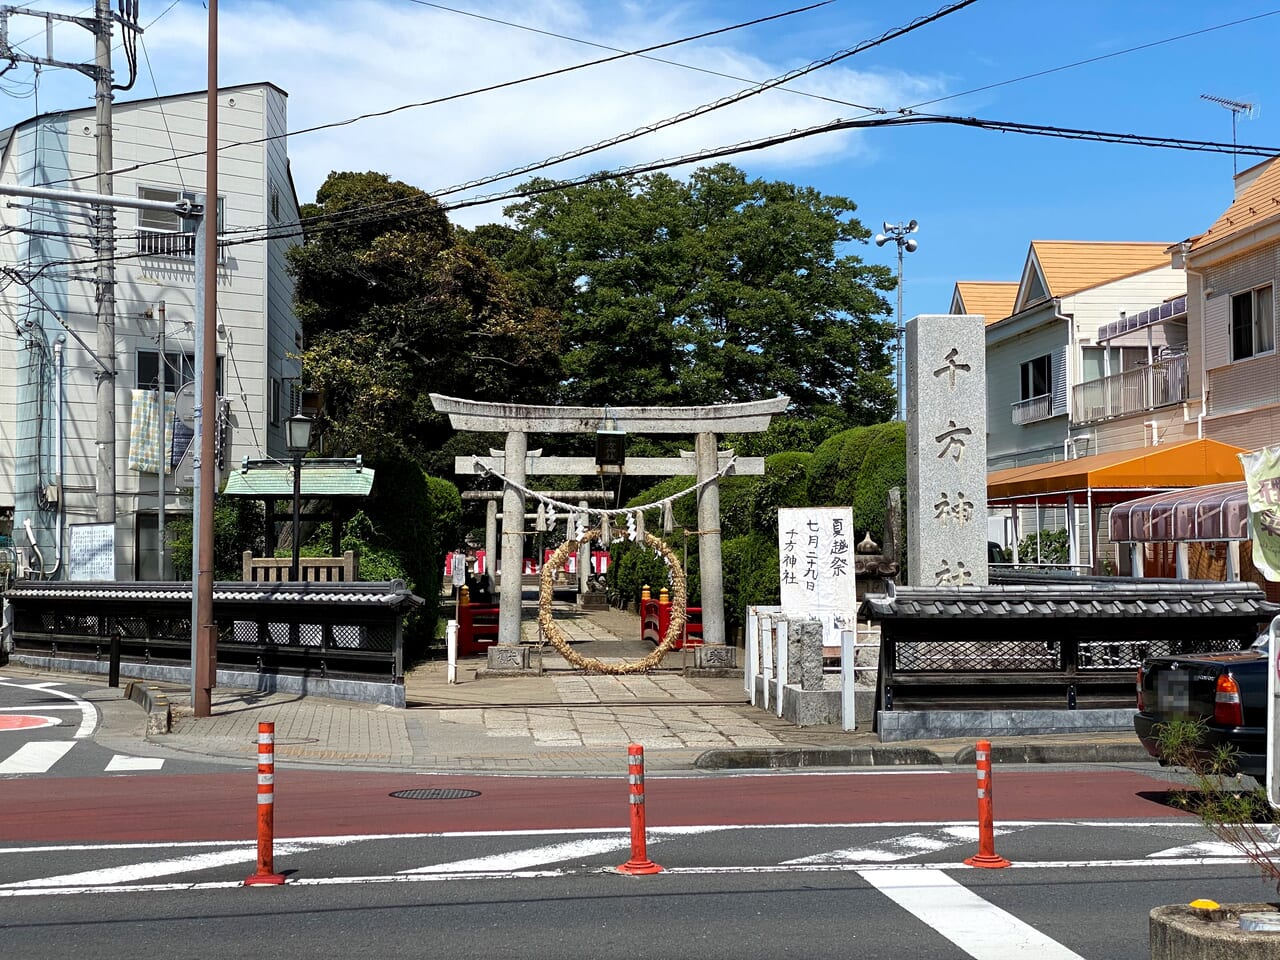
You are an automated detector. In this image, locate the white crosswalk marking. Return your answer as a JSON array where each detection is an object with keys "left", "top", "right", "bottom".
[
  {"left": 0, "top": 741, "right": 76, "bottom": 774},
  {"left": 0, "top": 844, "right": 314, "bottom": 888},
  {"left": 105, "top": 755, "right": 165, "bottom": 772},
  {"left": 401, "top": 837, "right": 635, "bottom": 874},
  {"left": 784, "top": 825, "right": 1022, "bottom": 864},
  {"left": 859, "top": 868, "right": 1087, "bottom": 960}
]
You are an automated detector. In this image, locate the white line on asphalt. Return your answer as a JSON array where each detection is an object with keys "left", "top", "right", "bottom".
[
  {"left": 0, "top": 871, "right": 565, "bottom": 897},
  {"left": 664, "top": 856, "right": 1251, "bottom": 874},
  {"left": 401, "top": 836, "right": 636, "bottom": 874},
  {"left": 0, "top": 843, "right": 316, "bottom": 888},
  {"left": 858, "top": 868, "right": 1086, "bottom": 960},
  {"left": 0, "top": 820, "right": 1208, "bottom": 857},
  {"left": 0, "top": 679, "right": 96, "bottom": 738},
  {"left": 0, "top": 856, "right": 1257, "bottom": 899},
  {"left": 784, "top": 825, "right": 1027, "bottom": 864},
  {"left": 104, "top": 755, "right": 165, "bottom": 772},
  {"left": 0, "top": 741, "right": 75, "bottom": 774}
]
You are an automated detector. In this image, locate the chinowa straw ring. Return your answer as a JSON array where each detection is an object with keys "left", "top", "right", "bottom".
[{"left": 538, "top": 528, "right": 686, "bottom": 675}]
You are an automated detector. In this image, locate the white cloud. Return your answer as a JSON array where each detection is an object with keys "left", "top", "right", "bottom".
[{"left": 4, "top": 0, "right": 947, "bottom": 225}]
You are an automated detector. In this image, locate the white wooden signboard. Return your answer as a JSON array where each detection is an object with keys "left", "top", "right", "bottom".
[
  {"left": 68, "top": 522, "right": 116, "bottom": 581},
  {"left": 777, "top": 506, "right": 856, "bottom": 644}
]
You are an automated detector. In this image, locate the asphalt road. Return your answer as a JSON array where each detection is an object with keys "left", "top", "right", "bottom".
[
  {"left": 3, "top": 764, "right": 1279, "bottom": 958},
  {"left": 4, "top": 677, "right": 1277, "bottom": 958},
  {"left": 1, "top": 816, "right": 1275, "bottom": 959}
]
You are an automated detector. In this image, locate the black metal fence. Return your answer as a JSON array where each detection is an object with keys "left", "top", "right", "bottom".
[{"left": 4, "top": 580, "right": 420, "bottom": 687}]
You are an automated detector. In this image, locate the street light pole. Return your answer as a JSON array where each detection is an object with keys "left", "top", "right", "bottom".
[
  {"left": 875, "top": 220, "right": 919, "bottom": 421},
  {"left": 285, "top": 413, "right": 313, "bottom": 582}
]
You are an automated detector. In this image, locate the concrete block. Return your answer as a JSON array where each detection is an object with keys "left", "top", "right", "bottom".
[
  {"left": 778, "top": 685, "right": 842, "bottom": 726},
  {"left": 1150, "top": 904, "right": 1280, "bottom": 960},
  {"left": 486, "top": 644, "right": 531, "bottom": 672}
]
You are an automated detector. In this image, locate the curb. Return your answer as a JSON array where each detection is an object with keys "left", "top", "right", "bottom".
[
  {"left": 695, "top": 742, "right": 1154, "bottom": 770},
  {"left": 695, "top": 746, "right": 944, "bottom": 770},
  {"left": 125, "top": 681, "right": 172, "bottom": 735}
]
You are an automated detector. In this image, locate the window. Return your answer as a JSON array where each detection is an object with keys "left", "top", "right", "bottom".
[
  {"left": 1230, "top": 284, "right": 1275, "bottom": 361},
  {"left": 137, "top": 187, "right": 224, "bottom": 258},
  {"left": 1080, "top": 345, "right": 1149, "bottom": 381},
  {"left": 137, "top": 350, "right": 223, "bottom": 392},
  {"left": 1020, "top": 354, "right": 1051, "bottom": 401},
  {"left": 270, "top": 378, "right": 282, "bottom": 426},
  {"left": 269, "top": 183, "right": 281, "bottom": 221}
]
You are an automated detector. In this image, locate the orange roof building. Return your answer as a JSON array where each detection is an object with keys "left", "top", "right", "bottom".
[{"left": 950, "top": 281, "right": 1017, "bottom": 324}]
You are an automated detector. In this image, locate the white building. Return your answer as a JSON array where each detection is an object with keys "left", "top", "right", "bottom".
[{"left": 0, "top": 82, "right": 302, "bottom": 580}]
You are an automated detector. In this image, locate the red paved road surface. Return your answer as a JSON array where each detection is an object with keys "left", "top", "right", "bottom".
[{"left": 2, "top": 768, "right": 1189, "bottom": 842}]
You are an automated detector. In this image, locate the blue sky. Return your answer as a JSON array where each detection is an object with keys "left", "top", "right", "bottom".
[{"left": 2, "top": 0, "right": 1278, "bottom": 322}]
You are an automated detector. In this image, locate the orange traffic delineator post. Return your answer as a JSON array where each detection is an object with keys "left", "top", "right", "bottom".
[
  {"left": 964, "top": 739, "right": 1011, "bottom": 868},
  {"left": 245, "top": 721, "right": 286, "bottom": 886},
  {"left": 616, "top": 744, "right": 662, "bottom": 875}
]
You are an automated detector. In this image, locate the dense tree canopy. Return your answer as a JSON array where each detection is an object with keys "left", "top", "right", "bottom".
[
  {"left": 472, "top": 163, "right": 897, "bottom": 423},
  {"left": 289, "top": 172, "right": 561, "bottom": 468}
]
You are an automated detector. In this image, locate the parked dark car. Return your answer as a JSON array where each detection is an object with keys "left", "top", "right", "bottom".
[{"left": 1133, "top": 630, "right": 1273, "bottom": 784}]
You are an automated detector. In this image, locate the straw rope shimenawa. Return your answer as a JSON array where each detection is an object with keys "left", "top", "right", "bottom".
[{"left": 538, "top": 528, "right": 686, "bottom": 675}]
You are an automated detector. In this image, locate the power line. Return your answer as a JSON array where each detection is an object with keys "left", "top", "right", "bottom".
[
  {"left": 410, "top": 0, "right": 868, "bottom": 111},
  {"left": 26, "top": 110, "right": 1280, "bottom": 277},
  {"left": 47, "top": 0, "right": 843, "bottom": 187},
  {"left": 213, "top": 0, "right": 980, "bottom": 239}
]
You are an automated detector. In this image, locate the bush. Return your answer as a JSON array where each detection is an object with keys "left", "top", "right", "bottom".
[
  {"left": 722, "top": 533, "right": 780, "bottom": 637},
  {"left": 851, "top": 422, "right": 906, "bottom": 545},
  {"left": 1155, "top": 717, "right": 1280, "bottom": 893},
  {"left": 168, "top": 494, "right": 264, "bottom": 581},
  {"left": 359, "top": 456, "right": 461, "bottom": 659},
  {"left": 806, "top": 428, "right": 860, "bottom": 504},
  {"left": 1014, "top": 527, "right": 1071, "bottom": 566}
]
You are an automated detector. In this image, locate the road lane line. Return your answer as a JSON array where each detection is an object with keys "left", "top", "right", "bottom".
[
  {"left": 401, "top": 836, "right": 639, "bottom": 874},
  {"left": 0, "top": 741, "right": 75, "bottom": 775},
  {"left": 0, "top": 843, "right": 316, "bottom": 888},
  {"left": 0, "top": 680, "right": 96, "bottom": 738},
  {"left": 104, "top": 755, "right": 165, "bottom": 772},
  {"left": 858, "top": 868, "right": 1086, "bottom": 960},
  {"left": 784, "top": 825, "right": 1024, "bottom": 864}
]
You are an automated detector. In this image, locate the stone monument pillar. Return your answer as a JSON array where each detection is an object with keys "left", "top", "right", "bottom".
[
  {"left": 498, "top": 430, "right": 527, "bottom": 648},
  {"left": 577, "top": 499, "right": 590, "bottom": 595},
  {"left": 484, "top": 499, "right": 497, "bottom": 591},
  {"left": 906, "top": 315, "right": 989, "bottom": 588},
  {"left": 695, "top": 430, "right": 727, "bottom": 649}
]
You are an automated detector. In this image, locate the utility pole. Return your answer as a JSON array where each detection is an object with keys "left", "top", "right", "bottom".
[
  {"left": 93, "top": 0, "right": 116, "bottom": 525},
  {"left": 0, "top": 2, "right": 142, "bottom": 533}
]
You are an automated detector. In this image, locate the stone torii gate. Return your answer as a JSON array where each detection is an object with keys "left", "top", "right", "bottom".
[{"left": 431, "top": 394, "right": 788, "bottom": 670}]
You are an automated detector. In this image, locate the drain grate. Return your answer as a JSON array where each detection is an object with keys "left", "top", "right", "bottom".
[{"left": 390, "top": 788, "right": 481, "bottom": 801}]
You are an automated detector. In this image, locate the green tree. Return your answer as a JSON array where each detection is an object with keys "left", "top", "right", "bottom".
[
  {"left": 289, "top": 172, "right": 563, "bottom": 472},
  {"left": 480, "top": 164, "right": 896, "bottom": 420}
]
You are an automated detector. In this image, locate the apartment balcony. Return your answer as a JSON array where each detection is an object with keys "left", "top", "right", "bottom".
[
  {"left": 1011, "top": 393, "right": 1054, "bottom": 425},
  {"left": 1071, "top": 353, "right": 1188, "bottom": 424},
  {"left": 135, "top": 229, "right": 227, "bottom": 262}
]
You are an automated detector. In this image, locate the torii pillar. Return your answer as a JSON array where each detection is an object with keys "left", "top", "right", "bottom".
[{"left": 432, "top": 394, "right": 788, "bottom": 672}]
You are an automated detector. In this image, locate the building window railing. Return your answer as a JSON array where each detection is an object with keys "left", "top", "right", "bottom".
[
  {"left": 135, "top": 229, "right": 227, "bottom": 262},
  {"left": 1011, "top": 393, "right": 1053, "bottom": 424},
  {"left": 1071, "top": 353, "right": 1188, "bottom": 424}
]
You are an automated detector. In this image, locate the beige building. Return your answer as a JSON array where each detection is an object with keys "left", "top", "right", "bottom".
[{"left": 0, "top": 83, "right": 303, "bottom": 580}]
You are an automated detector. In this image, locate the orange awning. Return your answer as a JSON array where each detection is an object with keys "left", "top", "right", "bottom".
[{"left": 987, "top": 438, "right": 1247, "bottom": 505}]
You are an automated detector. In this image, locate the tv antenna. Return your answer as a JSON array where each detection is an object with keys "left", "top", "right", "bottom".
[{"left": 1200, "top": 94, "right": 1258, "bottom": 175}]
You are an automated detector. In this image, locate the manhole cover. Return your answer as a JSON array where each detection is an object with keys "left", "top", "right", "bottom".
[{"left": 390, "top": 788, "right": 481, "bottom": 801}]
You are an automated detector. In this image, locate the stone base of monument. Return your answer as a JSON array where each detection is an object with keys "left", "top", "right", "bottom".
[
  {"left": 579, "top": 592, "right": 609, "bottom": 609},
  {"left": 1150, "top": 903, "right": 1280, "bottom": 959},
  {"left": 876, "top": 707, "right": 1134, "bottom": 742},
  {"left": 781, "top": 683, "right": 842, "bottom": 727},
  {"left": 752, "top": 676, "right": 864, "bottom": 728},
  {"left": 682, "top": 644, "right": 740, "bottom": 678},
  {"left": 476, "top": 644, "right": 539, "bottom": 676}
]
